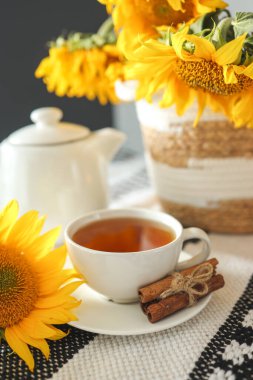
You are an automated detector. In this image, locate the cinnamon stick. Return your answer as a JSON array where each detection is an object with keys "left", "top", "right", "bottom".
[
  {"left": 143, "top": 274, "right": 224, "bottom": 323},
  {"left": 139, "top": 258, "right": 218, "bottom": 303}
]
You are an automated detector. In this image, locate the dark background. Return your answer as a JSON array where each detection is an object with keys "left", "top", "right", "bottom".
[{"left": 0, "top": 0, "right": 112, "bottom": 141}]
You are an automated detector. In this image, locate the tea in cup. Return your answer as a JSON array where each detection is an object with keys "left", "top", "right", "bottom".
[{"left": 65, "top": 208, "right": 210, "bottom": 303}]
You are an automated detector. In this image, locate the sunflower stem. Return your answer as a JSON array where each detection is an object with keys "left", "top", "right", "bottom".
[
  {"left": 212, "top": 17, "right": 234, "bottom": 47},
  {"left": 97, "top": 17, "right": 114, "bottom": 38}
]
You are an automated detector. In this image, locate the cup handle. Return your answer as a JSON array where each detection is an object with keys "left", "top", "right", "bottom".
[{"left": 175, "top": 227, "right": 211, "bottom": 271}]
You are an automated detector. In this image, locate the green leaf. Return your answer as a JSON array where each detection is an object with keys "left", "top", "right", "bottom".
[
  {"left": 212, "top": 17, "right": 234, "bottom": 48},
  {"left": 232, "top": 12, "right": 253, "bottom": 37},
  {"left": 189, "top": 9, "right": 231, "bottom": 35}
]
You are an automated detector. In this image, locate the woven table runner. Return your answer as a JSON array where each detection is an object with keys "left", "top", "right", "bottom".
[{"left": 1, "top": 153, "right": 252, "bottom": 380}]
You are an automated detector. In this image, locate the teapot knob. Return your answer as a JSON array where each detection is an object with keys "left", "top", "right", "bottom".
[{"left": 31, "top": 107, "right": 63, "bottom": 128}]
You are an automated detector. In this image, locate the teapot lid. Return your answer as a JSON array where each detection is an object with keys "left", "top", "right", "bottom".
[{"left": 8, "top": 107, "right": 90, "bottom": 146}]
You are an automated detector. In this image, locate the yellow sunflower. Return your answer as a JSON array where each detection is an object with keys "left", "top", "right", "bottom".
[
  {"left": 36, "top": 18, "right": 125, "bottom": 105},
  {"left": 36, "top": 44, "right": 124, "bottom": 105},
  {"left": 123, "top": 25, "right": 253, "bottom": 128},
  {"left": 0, "top": 200, "right": 83, "bottom": 371},
  {"left": 99, "top": 0, "right": 227, "bottom": 37}
]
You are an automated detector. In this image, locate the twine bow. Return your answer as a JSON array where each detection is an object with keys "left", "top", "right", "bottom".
[{"left": 159, "top": 263, "right": 214, "bottom": 306}]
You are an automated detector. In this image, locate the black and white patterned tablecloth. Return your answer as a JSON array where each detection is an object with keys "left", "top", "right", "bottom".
[{"left": 1, "top": 153, "right": 253, "bottom": 380}]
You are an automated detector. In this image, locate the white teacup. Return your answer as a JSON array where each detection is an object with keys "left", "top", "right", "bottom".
[{"left": 65, "top": 208, "right": 211, "bottom": 303}]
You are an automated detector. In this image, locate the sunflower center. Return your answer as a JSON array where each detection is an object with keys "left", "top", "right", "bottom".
[
  {"left": 0, "top": 247, "right": 38, "bottom": 328},
  {"left": 176, "top": 60, "right": 253, "bottom": 96},
  {"left": 134, "top": 0, "right": 194, "bottom": 27}
]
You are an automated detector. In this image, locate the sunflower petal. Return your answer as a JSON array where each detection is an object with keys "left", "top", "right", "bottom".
[
  {"left": 25, "top": 226, "right": 61, "bottom": 260},
  {"left": 242, "top": 62, "right": 253, "bottom": 78},
  {"left": 35, "top": 281, "right": 84, "bottom": 308},
  {"left": 200, "top": 0, "right": 227, "bottom": 8},
  {"left": 234, "top": 62, "right": 253, "bottom": 79},
  {"left": 183, "top": 34, "right": 216, "bottom": 60},
  {"left": 31, "top": 307, "right": 78, "bottom": 324},
  {"left": 38, "top": 269, "right": 83, "bottom": 296},
  {"left": 174, "top": 78, "right": 195, "bottom": 115},
  {"left": 125, "top": 40, "right": 177, "bottom": 103},
  {"left": 5, "top": 327, "right": 35, "bottom": 371},
  {"left": 12, "top": 325, "right": 50, "bottom": 359},
  {"left": 232, "top": 90, "right": 253, "bottom": 128},
  {"left": 36, "top": 245, "right": 67, "bottom": 274},
  {"left": 208, "top": 92, "right": 233, "bottom": 118},
  {"left": 5, "top": 211, "right": 42, "bottom": 248},
  {"left": 194, "top": 91, "right": 207, "bottom": 127},
  {"left": 160, "top": 76, "right": 178, "bottom": 108},
  {"left": 214, "top": 34, "right": 247, "bottom": 66},
  {"left": 167, "top": 0, "right": 184, "bottom": 11},
  {"left": 171, "top": 26, "right": 193, "bottom": 61},
  {"left": 223, "top": 65, "right": 238, "bottom": 84},
  {"left": 0, "top": 200, "right": 19, "bottom": 242},
  {"left": 46, "top": 326, "right": 67, "bottom": 340},
  {"left": 18, "top": 316, "right": 61, "bottom": 339}
]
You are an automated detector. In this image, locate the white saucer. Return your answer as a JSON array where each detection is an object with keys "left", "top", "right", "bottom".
[{"left": 69, "top": 280, "right": 211, "bottom": 336}]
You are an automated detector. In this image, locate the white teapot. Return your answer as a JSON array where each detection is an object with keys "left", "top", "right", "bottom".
[{"left": 0, "top": 107, "right": 125, "bottom": 235}]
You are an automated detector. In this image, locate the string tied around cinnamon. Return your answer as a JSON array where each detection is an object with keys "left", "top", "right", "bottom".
[{"left": 159, "top": 262, "right": 214, "bottom": 306}]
